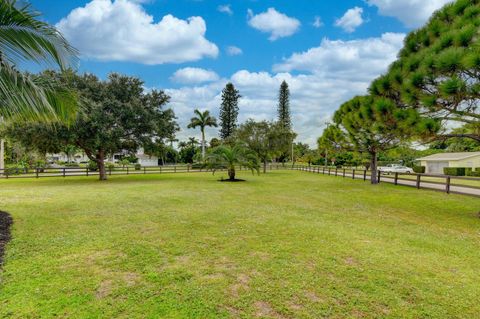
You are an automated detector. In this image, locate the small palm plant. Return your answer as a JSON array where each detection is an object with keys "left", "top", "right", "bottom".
[
  {"left": 187, "top": 109, "right": 217, "bottom": 159},
  {"left": 206, "top": 143, "right": 260, "bottom": 181}
]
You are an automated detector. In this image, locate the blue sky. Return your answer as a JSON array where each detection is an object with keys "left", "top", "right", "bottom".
[{"left": 29, "top": 0, "right": 453, "bottom": 145}]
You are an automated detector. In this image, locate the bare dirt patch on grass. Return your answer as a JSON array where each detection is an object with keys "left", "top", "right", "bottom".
[{"left": 0, "top": 211, "right": 12, "bottom": 267}]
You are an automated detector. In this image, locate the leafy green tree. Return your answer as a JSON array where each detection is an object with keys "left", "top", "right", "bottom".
[
  {"left": 317, "top": 124, "right": 345, "bottom": 166},
  {"left": 428, "top": 123, "right": 480, "bottom": 151},
  {"left": 234, "top": 120, "right": 290, "bottom": 173},
  {"left": 187, "top": 109, "right": 217, "bottom": 159},
  {"left": 178, "top": 139, "right": 200, "bottom": 164},
  {"left": 219, "top": 83, "right": 240, "bottom": 139},
  {"left": 5, "top": 72, "right": 178, "bottom": 180},
  {"left": 0, "top": 0, "right": 78, "bottom": 122},
  {"left": 333, "top": 96, "right": 436, "bottom": 184},
  {"left": 209, "top": 138, "right": 221, "bottom": 148},
  {"left": 277, "top": 81, "right": 292, "bottom": 130},
  {"left": 206, "top": 143, "right": 260, "bottom": 181},
  {"left": 370, "top": 0, "right": 480, "bottom": 142}
]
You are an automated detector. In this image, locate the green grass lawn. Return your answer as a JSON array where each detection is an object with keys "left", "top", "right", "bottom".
[{"left": 0, "top": 171, "right": 479, "bottom": 318}]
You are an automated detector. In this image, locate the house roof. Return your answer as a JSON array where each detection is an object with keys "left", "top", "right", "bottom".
[{"left": 417, "top": 151, "right": 480, "bottom": 161}]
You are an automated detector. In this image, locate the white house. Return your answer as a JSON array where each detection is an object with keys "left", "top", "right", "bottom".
[
  {"left": 48, "top": 148, "right": 160, "bottom": 166},
  {"left": 416, "top": 152, "right": 480, "bottom": 174}
]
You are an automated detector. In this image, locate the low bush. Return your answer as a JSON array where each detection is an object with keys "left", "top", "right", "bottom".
[
  {"left": 134, "top": 163, "right": 141, "bottom": 171},
  {"left": 87, "top": 161, "right": 98, "bottom": 172},
  {"left": 443, "top": 167, "right": 467, "bottom": 176},
  {"left": 466, "top": 168, "right": 480, "bottom": 177},
  {"left": 413, "top": 166, "right": 426, "bottom": 173}
]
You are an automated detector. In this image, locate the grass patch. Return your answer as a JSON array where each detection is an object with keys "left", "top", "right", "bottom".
[{"left": 0, "top": 171, "right": 479, "bottom": 318}]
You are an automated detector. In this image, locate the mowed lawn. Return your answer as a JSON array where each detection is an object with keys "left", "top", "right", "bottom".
[{"left": 0, "top": 171, "right": 479, "bottom": 318}]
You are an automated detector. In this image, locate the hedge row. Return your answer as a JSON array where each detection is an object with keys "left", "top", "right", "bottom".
[{"left": 443, "top": 167, "right": 480, "bottom": 177}]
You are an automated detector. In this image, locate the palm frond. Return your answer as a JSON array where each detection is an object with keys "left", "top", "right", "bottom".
[
  {"left": 0, "top": 62, "right": 76, "bottom": 123},
  {"left": 0, "top": 0, "right": 78, "bottom": 68}
]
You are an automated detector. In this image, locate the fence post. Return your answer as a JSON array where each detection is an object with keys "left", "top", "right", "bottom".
[
  {"left": 377, "top": 171, "right": 381, "bottom": 183},
  {"left": 352, "top": 169, "right": 355, "bottom": 180},
  {"left": 446, "top": 176, "right": 451, "bottom": 194},
  {"left": 416, "top": 174, "right": 421, "bottom": 189},
  {"left": 394, "top": 172, "right": 398, "bottom": 185},
  {"left": 86, "top": 167, "right": 89, "bottom": 177},
  {"left": 335, "top": 168, "right": 338, "bottom": 176},
  {"left": 63, "top": 168, "right": 66, "bottom": 178},
  {"left": 363, "top": 170, "right": 367, "bottom": 181},
  {"left": 343, "top": 169, "right": 346, "bottom": 178},
  {"left": 36, "top": 168, "right": 39, "bottom": 178}
]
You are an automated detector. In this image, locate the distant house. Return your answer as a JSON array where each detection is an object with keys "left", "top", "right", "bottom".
[
  {"left": 48, "top": 148, "right": 160, "bottom": 166},
  {"left": 416, "top": 152, "right": 480, "bottom": 174}
]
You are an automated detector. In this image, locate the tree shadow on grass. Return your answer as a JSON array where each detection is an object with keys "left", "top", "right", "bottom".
[{"left": 0, "top": 211, "right": 13, "bottom": 267}]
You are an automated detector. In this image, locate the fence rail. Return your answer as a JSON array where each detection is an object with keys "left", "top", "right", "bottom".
[
  {"left": 291, "top": 165, "right": 480, "bottom": 197},
  {"left": 0, "top": 164, "right": 285, "bottom": 179},
  {"left": 1, "top": 163, "right": 479, "bottom": 197}
]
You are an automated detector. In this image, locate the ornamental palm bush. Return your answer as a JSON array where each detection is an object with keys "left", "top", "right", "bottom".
[{"left": 206, "top": 143, "right": 260, "bottom": 181}]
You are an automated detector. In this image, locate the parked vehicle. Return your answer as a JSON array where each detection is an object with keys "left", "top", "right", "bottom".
[{"left": 379, "top": 164, "right": 414, "bottom": 174}]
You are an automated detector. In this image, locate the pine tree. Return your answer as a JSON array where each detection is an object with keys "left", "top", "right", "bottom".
[
  {"left": 219, "top": 83, "right": 241, "bottom": 139},
  {"left": 277, "top": 81, "right": 291, "bottom": 130}
]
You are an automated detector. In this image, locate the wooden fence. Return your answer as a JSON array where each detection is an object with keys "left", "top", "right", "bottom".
[
  {"left": 0, "top": 164, "right": 284, "bottom": 179},
  {"left": 1, "top": 163, "right": 478, "bottom": 197},
  {"left": 292, "top": 165, "right": 480, "bottom": 197}
]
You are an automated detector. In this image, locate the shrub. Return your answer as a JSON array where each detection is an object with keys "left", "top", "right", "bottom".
[
  {"left": 106, "top": 162, "right": 116, "bottom": 170},
  {"left": 466, "top": 167, "right": 480, "bottom": 177},
  {"left": 64, "top": 163, "right": 80, "bottom": 168},
  {"left": 413, "top": 166, "right": 426, "bottom": 173},
  {"left": 443, "top": 167, "right": 466, "bottom": 176},
  {"left": 87, "top": 161, "right": 98, "bottom": 172},
  {"left": 134, "top": 163, "right": 141, "bottom": 171},
  {"left": 467, "top": 170, "right": 480, "bottom": 177}
]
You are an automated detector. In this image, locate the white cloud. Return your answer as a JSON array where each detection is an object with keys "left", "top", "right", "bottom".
[
  {"left": 165, "top": 33, "right": 405, "bottom": 146},
  {"left": 56, "top": 0, "right": 218, "bottom": 65},
  {"left": 335, "top": 7, "right": 364, "bottom": 33},
  {"left": 226, "top": 46, "right": 243, "bottom": 56},
  {"left": 273, "top": 33, "right": 405, "bottom": 80},
  {"left": 171, "top": 67, "right": 219, "bottom": 84},
  {"left": 247, "top": 8, "right": 301, "bottom": 41},
  {"left": 217, "top": 4, "right": 233, "bottom": 16},
  {"left": 367, "top": 0, "right": 454, "bottom": 27},
  {"left": 313, "top": 16, "right": 323, "bottom": 28}
]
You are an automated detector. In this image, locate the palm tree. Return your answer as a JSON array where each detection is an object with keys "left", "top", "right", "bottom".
[
  {"left": 188, "top": 137, "right": 199, "bottom": 148},
  {"left": 0, "top": 1, "right": 78, "bottom": 121},
  {"left": 0, "top": 1, "right": 78, "bottom": 173},
  {"left": 206, "top": 143, "right": 260, "bottom": 181},
  {"left": 187, "top": 109, "right": 217, "bottom": 159}
]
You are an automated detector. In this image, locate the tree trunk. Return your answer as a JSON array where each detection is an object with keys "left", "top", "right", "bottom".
[
  {"left": 201, "top": 129, "right": 206, "bottom": 160},
  {"left": 97, "top": 150, "right": 107, "bottom": 181},
  {"left": 370, "top": 151, "right": 378, "bottom": 185},
  {"left": 228, "top": 167, "right": 235, "bottom": 181},
  {"left": 263, "top": 160, "right": 267, "bottom": 173},
  {"left": 0, "top": 138, "right": 4, "bottom": 175}
]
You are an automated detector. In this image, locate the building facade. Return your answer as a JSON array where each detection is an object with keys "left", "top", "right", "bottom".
[{"left": 417, "top": 152, "right": 480, "bottom": 174}]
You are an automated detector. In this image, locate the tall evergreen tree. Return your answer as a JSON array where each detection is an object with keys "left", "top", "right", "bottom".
[
  {"left": 277, "top": 81, "right": 292, "bottom": 130},
  {"left": 219, "top": 83, "right": 240, "bottom": 139}
]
